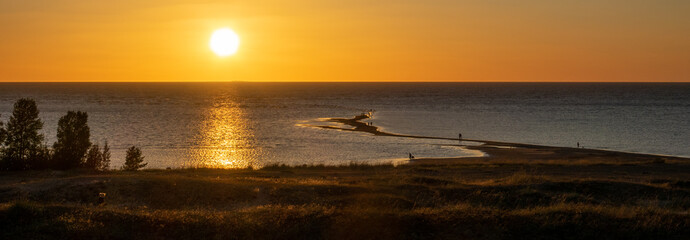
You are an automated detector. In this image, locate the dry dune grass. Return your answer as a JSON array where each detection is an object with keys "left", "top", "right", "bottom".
[{"left": 0, "top": 159, "right": 689, "bottom": 239}]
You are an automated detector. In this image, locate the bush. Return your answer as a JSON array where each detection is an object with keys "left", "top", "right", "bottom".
[
  {"left": 122, "top": 146, "right": 147, "bottom": 171},
  {"left": 84, "top": 142, "right": 111, "bottom": 171},
  {"left": 29, "top": 144, "right": 52, "bottom": 170}
]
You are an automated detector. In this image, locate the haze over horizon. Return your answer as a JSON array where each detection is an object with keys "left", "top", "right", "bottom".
[{"left": 1, "top": 0, "right": 689, "bottom": 82}]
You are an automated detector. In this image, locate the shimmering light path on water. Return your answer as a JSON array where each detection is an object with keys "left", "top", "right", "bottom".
[{"left": 0, "top": 83, "right": 688, "bottom": 168}]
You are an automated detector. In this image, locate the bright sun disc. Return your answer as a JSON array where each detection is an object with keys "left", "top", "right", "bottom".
[{"left": 210, "top": 28, "right": 240, "bottom": 57}]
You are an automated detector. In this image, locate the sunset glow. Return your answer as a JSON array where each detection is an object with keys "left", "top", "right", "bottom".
[
  {"left": 1, "top": 1, "right": 689, "bottom": 237},
  {"left": 0, "top": 0, "right": 688, "bottom": 82}
]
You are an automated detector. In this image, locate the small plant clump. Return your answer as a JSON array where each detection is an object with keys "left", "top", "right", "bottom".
[
  {"left": 122, "top": 146, "right": 147, "bottom": 171},
  {"left": 84, "top": 142, "right": 111, "bottom": 171}
]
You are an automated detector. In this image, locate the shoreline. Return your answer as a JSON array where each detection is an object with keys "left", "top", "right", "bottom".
[
  {"left": 2, "top": 114, "right": 689, "bottom": 238},
  {"left": 309, "top": 114, "right": 690, "bottom": 165}
]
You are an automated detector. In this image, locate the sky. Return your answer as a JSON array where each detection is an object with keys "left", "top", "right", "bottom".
[{"left": 0, "top": 0, "right": 689, "bottom": 82}]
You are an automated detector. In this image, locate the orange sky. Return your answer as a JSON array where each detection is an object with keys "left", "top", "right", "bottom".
[{"left": 1, "top": 0, "right": 689, "bottom": 82}]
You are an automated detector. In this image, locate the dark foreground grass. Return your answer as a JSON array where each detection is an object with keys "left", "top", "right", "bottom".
[
  {"left": 2, "top": 202, "right": 687, "bottom": 240},
  {"left": 1, "top": 161, "right": 689, "bottom": 239}
]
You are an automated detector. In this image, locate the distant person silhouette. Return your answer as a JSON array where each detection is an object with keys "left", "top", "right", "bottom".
[
  {"left": 459, "top": 133, "right": 462, "bottom": 139},
  {"left": 409, "top": 153, "right": 414, "bottom": 160},
  {"left": 577, "top": 142, "right": 580, "bottom": 148}
]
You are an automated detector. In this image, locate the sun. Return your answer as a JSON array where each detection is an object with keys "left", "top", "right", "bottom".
[{"left": 210, "top": 28, "right": 240, "bottom": 57}]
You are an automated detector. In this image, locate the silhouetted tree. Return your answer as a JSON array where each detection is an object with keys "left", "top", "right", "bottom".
[
  {"left": 84, "top": 141, "right": 111, "bottom": 171},
  {"left": 0, "top": 116, "right": 6, "bottom": 149},
  {"left": 101, "top": 141, "right": 111, "bottom": 170},
  {"left": 31, "top": 142, "right": 52, "bottom": 170},
  {"left": 52, "top": 111, "right": 91, "bottom": 169},
  {"left": 122, "top": 146, "right": 147, "bottom": 171},
  {"left": 1, "top": 99, "right": 45, "bottom": 170},
  {"left": 84, "top": 144, "right": 102, "bottom": 170}
]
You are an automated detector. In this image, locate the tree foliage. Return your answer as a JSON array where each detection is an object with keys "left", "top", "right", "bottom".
[
  {"left": 1, "top": 99, "right": 45, "bottom": 170},
  {"left": 52, "top": 111, "right": 91, "bottom": 169},
  {"left": 122, "top": 146, "right": 147, "bottom": 171},
  {"left": 101, "top": 142, "right": 111, "bottom": 170},
  {"left": 0, "top": 115, "right": 6, "bottom": 145},
  {"left": 84, "top": 145, "right": 102, "bottom": 170},
  {"left": 32, "top": 143, "right": 52, "bottom": 170},
  {"left": 84, "top": 141, "right": 111, "bottom": 171}
]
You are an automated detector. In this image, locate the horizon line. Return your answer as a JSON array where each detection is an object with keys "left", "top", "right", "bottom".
[{"left": 0, "top": 81, "right": 688, "bottom": 83}]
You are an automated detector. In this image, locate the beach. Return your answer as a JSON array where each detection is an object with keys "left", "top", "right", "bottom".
[
  {"left": 1, "top": 84, "right": 689, "bottom": 239},
  {"left": 3, "top": 1, "right": 689, "bottom": 238},
  {"left": 1, "top": 116, "right": 689, "bottom": 239},
  {"left": 315, "top": 114, "right": 688, "bottom": 166}
]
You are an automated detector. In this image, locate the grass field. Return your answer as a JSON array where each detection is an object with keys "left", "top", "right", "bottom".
[{"left": 1, "top": 158, "right": 689, "bottom": 239}]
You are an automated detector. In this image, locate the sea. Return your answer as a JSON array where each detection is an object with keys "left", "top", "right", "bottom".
[{"left": 0, "top": 83, "right": 688, "bottom": 168}]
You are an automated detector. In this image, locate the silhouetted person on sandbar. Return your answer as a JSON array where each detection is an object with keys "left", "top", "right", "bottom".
[
  {"left": 409, "top": 153, "right": 414, "bottom": 160},
  {"left": 577, "top": 142, "right": 580, "bottom": 148},
  {"left": 459, "top": 133, "right": 462, "bottom": 139}
]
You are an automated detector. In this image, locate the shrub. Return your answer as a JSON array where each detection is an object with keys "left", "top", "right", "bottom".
[
  {"left": 29, "top": 143, "right": 53, "bottom": 170},
  {"left": 122, "top": 146, "right": 147, "bottom": 171},
  {"left": 84, "top": 141, "right": 112, "bottom": 171}
]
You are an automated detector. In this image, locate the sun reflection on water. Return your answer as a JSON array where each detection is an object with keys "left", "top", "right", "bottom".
[{"left": 187, "top": 99, "right": 259, "bottom": 169}]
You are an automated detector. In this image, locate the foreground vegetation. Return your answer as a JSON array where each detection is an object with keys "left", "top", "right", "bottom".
[{"left": 1, "top": 160, "right": 688, "bottom": 239}]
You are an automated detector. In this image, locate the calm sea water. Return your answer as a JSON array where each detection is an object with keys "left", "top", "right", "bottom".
[{"left": 0, "top": 83, "right": 688, "bottom": 168}]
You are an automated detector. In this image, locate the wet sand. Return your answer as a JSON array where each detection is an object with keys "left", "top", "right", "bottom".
[{"left": 310, "top": 114, "right": 690, "bottom": 165}]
